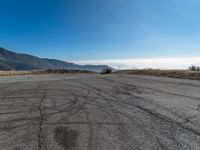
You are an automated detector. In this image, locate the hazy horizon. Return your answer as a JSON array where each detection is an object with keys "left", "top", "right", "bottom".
[{"left": 75, "top": 57, "right": 200, "bottom": 70}]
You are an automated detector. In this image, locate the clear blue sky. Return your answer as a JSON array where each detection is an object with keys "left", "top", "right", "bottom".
[{"left": 1, "top": 0, "right": 200, "bottom": 61}]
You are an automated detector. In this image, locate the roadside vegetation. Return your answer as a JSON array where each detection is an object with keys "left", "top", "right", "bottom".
[
  {"left": 0, "top": 69, "right": 94, "bottom": 76},
  {"left": 100, "top": 68, "right": 112, "bottom": 74},
  {"left": 188, "top": 65, "right": 200, "bottom": 71}
]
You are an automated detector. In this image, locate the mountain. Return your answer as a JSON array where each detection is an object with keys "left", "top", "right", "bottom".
[{"left": 0, "top": 47, "right": 112, "bottom": 72}]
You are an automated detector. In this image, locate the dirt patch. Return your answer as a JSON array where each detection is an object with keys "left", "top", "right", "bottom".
[{"left": 54, "top": 126, "right": 79, "bottom": 150}]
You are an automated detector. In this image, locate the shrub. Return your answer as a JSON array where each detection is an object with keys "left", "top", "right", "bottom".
[
  {"left": 188, "top": 65, "right": 200, "bottom": 71},
  {"left": 100, "top": 68, "right": 112, "bottom": 74}
]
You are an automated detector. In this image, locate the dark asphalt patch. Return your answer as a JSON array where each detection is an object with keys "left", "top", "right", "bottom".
[
  {"left": 14, "top": 147, "right": 22, "bottom": 150},
  {"left": 54, "top": 126, "right": 78, "bottom": 150}
]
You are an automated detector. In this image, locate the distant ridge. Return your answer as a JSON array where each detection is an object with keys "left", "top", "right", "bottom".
[{"left": 0, "top": 47, "right": 112, "bottom": 72}]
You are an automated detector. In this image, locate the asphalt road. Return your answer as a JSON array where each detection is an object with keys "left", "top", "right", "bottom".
[{"left": 0, "top": 74, "right": 200, "bottom": 150}]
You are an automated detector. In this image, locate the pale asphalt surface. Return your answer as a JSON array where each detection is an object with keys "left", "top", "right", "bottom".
[{"left": 0, "top": 74, "right": 200, "bottom": 150}]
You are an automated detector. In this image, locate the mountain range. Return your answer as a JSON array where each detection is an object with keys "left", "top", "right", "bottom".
[{"left": 0, "top": 47, "right": 111, "bottom": 72}]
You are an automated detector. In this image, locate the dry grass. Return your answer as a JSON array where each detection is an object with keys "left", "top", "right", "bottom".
[
  {"left": 0, "top": 69, "right": 94, "bottom": 76},
  {"left": 116, "top": 69, "right": 200, "bottom": 80}
]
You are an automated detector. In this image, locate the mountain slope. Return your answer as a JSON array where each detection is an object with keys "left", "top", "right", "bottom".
[{"left": 0, "top": 47, "right": 111, "bottom": 72}]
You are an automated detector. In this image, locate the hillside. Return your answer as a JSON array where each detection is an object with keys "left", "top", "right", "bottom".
[{"left": 0, "top": 47, "right": 111, "bottom": 72}]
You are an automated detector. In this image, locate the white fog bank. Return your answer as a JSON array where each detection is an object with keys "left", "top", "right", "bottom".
[{"left": 75, "top": 57, "right": 200, "bottom": 70}]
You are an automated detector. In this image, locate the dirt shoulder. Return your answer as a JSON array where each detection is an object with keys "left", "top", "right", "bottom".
[{"left": 115, "top": 69, "right": 200, "bottom": 80}]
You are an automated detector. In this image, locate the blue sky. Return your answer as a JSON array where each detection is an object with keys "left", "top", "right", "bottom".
[{"left": 1, "top": 0, "right": 200, "bottom": 61}]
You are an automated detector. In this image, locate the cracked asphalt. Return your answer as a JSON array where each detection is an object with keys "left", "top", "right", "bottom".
[{"left": 0, "top": 74, "right": 200, "bottom": 150}]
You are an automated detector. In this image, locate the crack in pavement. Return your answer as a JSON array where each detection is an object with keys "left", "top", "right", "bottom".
[{"left": 38, "top": 88, "right": 46, "bottom": 150}]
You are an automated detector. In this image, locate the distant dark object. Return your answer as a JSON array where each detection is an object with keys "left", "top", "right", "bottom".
[
  {"left": 101, "top": 68, "right": 112, "bottom": 74},
  {"left": 188, "top": 65, "right": 200, "bottom": 71}
]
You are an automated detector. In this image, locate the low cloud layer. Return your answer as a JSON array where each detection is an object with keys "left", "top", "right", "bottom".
[{"left": 75, "top": 57, "right": 200, "bottom": 70}]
